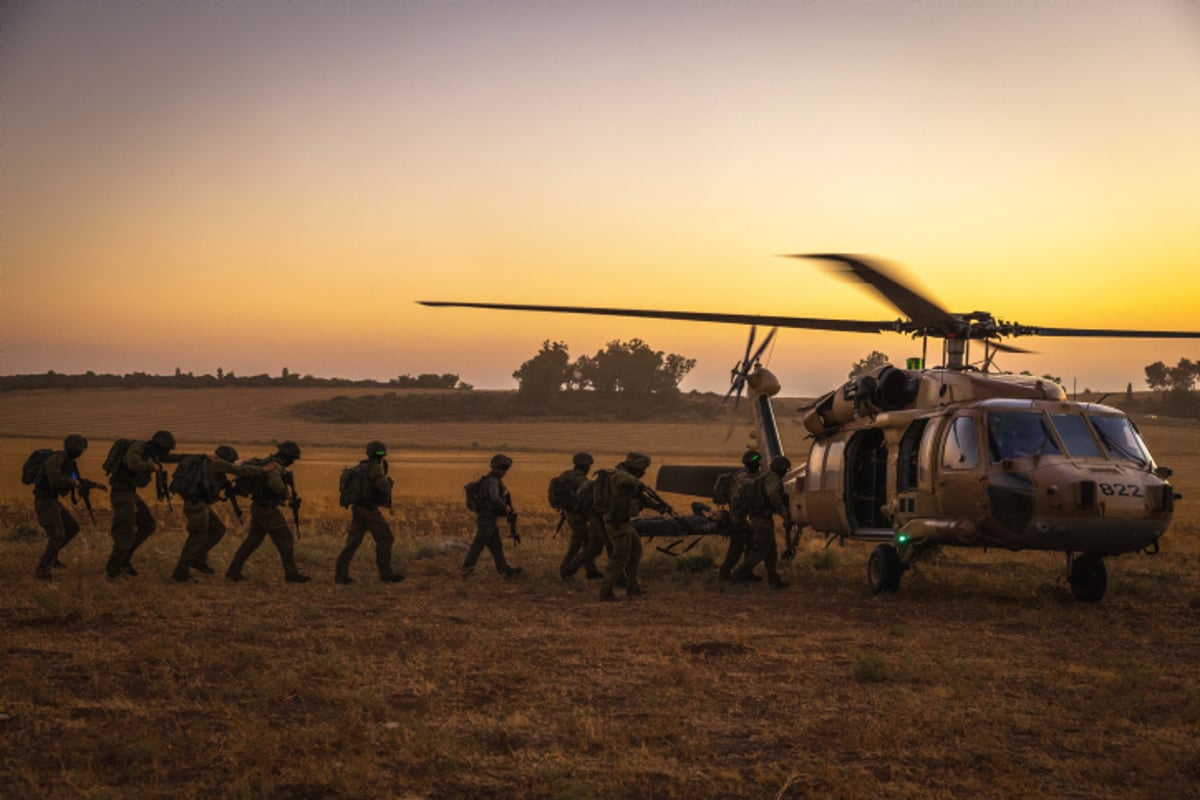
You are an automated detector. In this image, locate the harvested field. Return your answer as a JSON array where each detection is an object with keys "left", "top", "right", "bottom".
[{"left": 2, "top": 388, "right": 1199, "bottom": 798}]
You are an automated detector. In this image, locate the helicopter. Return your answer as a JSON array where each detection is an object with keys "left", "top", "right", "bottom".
[{"left": 420, "top": 254, "right": 1198, "bottom": 601}]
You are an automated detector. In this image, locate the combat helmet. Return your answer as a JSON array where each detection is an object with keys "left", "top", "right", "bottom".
[
  {"left": 63, "top": 434, "right": 88, "bottom": 456},
  {"left": 742, "top": 449, "right": 763, "bottom": 471},
  {"left": 572, "top": 451, "right": 594, "bottom": 469},
  {"left": 769, "top": 455, "right": 792, "bottom": 476},
  {"left": 151, "top": 430, "right": 176, "bottom": 452},
  {"left": 277, "top": 440, "right": 302, "bottom": 463},
  {"left": 215, "top": 445, "right": 239, "bottom": 463},
  {"left": 366, "top": 440, "right": 388, "bottom": 459},
  {"left": 624, "top": 452, "right": 651, "bottom": 476},
  {"left": 490, "top": 453, "right": 513, "bottom": 471}
]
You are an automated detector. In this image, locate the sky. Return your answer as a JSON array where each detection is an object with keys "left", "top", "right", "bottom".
[{"left": 2, "top": 0, "right": 1198, "bottom": 396}]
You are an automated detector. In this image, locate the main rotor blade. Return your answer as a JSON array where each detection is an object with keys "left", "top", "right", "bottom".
[
  {"left": 741, "top": 325, "right": 756, "bottom": 370},
  {"left": 1028, "top": 326, "right": 1200, "bottom": 339},
  {"left": 417, "top": 301, "right": 895, "bottom": 334},
  {"left": 988, "top": 340, "right": 1035, "bottom": 354},
  {"left": 791, "top": 254, "right": 956, "bottom": 329}
]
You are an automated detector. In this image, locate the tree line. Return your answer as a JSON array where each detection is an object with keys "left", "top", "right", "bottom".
[
  {"left": 0, "top": 369, "right": 467, "bottom": 392},
  {"left": 512, "top": 339, "right": 696, "bottom": 404}
]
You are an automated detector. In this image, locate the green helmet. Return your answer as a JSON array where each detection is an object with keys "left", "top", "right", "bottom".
[
  {"left": 151, "top": 430, "right": 176, "bottom": 452},
  {"left": 490, "top": 453, "right": 513, "bottom": 470},
  {"left": 64, "top": 434, "right": 88, "bottom": 453},
  {"left": 277, "top": 440, "right": 301, "bottom": 461},
  {"left": 624, "top": 452, "right": 651, "bottom": 471},
  {"left": 366, "top": 440, "right": 388, "bottom": 459},
  {"left": 572, "top": 451, "right": 594, "bottom": 469},
  {"left": 215, "top": 445, "right": 239, "bottom": 462}
]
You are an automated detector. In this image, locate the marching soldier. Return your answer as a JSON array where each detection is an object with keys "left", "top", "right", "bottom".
[
  {"left": 731, "top": 454, "right": 791, "bottom": 589},
  {"left": 224, "top": 441, "right": 311, "bottom": 584},
  {"left": 335, "top": 441, "right": 405, "bottom": 584},
  {"left": 31, "top": 434, "right": 105, "bottom": 579},
  {"left": 598, "top": 452, "right": 669, "bottom": 601},
  {"left": 104, "top": 430, "right": 177, "bottom": 580},
  {"left": 560, "top": 470, "right": 612, "bottom": 581},
  {"left": 461, "top": 453, "right": 522, "bottom": 580},
  {"left": 718, "top": 450, "right": 763, "bottom": 583},
  {"left": 555, "top": 452, "right": 604, "bottom": 581},
  {"left": 170, "top": 445, "right": 271, "bottom": 582}
]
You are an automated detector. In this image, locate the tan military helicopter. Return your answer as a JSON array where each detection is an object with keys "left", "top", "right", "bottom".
[{"left": 421, "top": 254, "right": 1195, "bottom": 601}]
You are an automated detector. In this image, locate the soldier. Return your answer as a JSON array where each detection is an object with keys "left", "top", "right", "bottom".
[
  {"left": 104, "top": 430, "right": 177, "bottom": 580},
  {"left": 461, "top": 453, "right": 522, "bottom": 580},
  {"left": 598, "top": 452, "right": 670, "bottom": 601},
  {"left": 731, "top": 454, "right": 791, "bottom": 590},
  {"left": 554, "top": 452, "right": 604, "bottom": 581},
  {"left": 32, "top": 434, "right": 105, "bottom": 579},
  {"left": 170, "top": 445, "right": 271, "bottom": 582},
  {"left": 224, "top": 441, "right": 311, "bottom": 584},
  {"left": 335, "top": 440, "right": 405, "bottom": 584},
  {"left": 718, "top": 450, "right": 763, "bottom": 583},
  {"left": 560, "top": 470, "right": 612, "bottom": 581}
]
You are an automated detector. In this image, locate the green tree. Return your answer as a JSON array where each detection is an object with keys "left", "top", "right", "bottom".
[
  {"left": 1167, "top": 358, "right": 1197, "bottom": 395},
  {"left": 1144, "top": 361, "right": 1169, "bottom": 401},
  {"left": 513, "top": 340, "right": 571, "bottom": 403},
  {"left": 849, "top": 351, "right": 891, "bottom": 379},
  {"left": 575, "top": 339, "right": 695, "bottom": 395}
]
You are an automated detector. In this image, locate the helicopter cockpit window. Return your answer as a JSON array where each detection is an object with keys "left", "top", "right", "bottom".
[
  {"left": 1050, "top": 413, "right": 1103, "bottom": 458},
  {"left": 1087, "top": 415, "right": 1152, "bottom": 467},
  {"left": 941, "top": 416, "right": 980, "bottom": 470},
  {"left": 987, "top": 411, "right": 1062, "bottom": 462}
]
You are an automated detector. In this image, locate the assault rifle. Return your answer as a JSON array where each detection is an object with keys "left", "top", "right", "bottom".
[
  {"left": 282, "top": 471, "right": 302, "bottom": 538},
  {"left": 155, "top": 465, "right": 173, "bottom": 510},
  {"left": 506, "top": 511, "right": 520, "bottom": 545},
  {"left": 641, "top": 485, "right": 675, "bottom": 516},
  {"left": 553, "top": 511, "right": 566, "bottom": 538},
  {"left": 71, "top": 473, "right": 107, "bottom": 525},
  {"left": 220, "top": 481, "right": 244, "bottom": 524}
]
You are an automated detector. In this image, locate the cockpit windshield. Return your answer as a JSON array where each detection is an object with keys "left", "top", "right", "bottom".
[
  {"left": 1087, "top": 415, "right": 1152, "bottom": 467},
  {"left": 987, "top": 411, "right": 1062, "bottom": 462}
]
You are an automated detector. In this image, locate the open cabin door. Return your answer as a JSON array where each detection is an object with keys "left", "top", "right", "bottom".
[{"left": 845, "top": 428, "right": 891, "bottom": 536}]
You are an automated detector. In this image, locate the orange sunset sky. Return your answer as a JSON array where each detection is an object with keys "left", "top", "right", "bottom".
[{"left": 2, "top": 1, "right": 1198, "bottom": 395}]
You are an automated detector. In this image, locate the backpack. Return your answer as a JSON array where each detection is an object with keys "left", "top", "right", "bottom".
[
  {"left": 102, "top": 438, "right": 133, "bottom": 476},
  {"left": 21, "top": 449, "right": 55, "bottom": 485},
  {"left": 231, "top": 458, "right": 268, "bottom": 499},
  {"left": 712, "top": 471, "right": 735, "bottom": 505},
  {"left": 575, "top": 479, "right": 595, "bottom": 516},
  {"left": 591, "top": 469, "right": 612, "bottom": 515},
  {"left": 464, "top": 476, "right": 485, "bottom": 512},
  {"left": 339, "top": 461, "right": 371, "bottom": 508},
  {"left": 730, "top": 471, "right": 765, "bottom": 514},
  {"left": 169, "top": 454, "right": 209, "bottom": 500},
  {"left": 547, "top": 470, "right": 579, "bottom": 512}
]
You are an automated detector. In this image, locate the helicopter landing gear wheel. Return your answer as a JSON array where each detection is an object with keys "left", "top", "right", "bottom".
[
  {"left": 1068, "top": 554, "right": 1107, "bottom": 603},
  {"left": 867, "top": 544, "right": 904, "bottom": 594}
]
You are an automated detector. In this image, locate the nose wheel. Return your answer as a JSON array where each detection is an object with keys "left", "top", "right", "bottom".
[
  {"left": 1067, "top": 553, "right": 1107, "bottom": 602},
  {"left": 867, "top": 544, "right": 905, "bottom": 593}
]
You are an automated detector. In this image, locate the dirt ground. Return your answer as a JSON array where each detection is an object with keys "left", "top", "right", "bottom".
[{"left": 2, "top": 388, "right": 1199, "bottom": 798}]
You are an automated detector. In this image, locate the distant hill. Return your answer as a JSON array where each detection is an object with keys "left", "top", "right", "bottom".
[{"left": 292, "top": 389, "right": 731, "bottom": 423}]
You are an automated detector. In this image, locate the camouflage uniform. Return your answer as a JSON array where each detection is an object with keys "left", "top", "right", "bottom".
[
  {"left": 462, "top": 454, "right": 520, "bottom": 579},
  {"left": 225, "top": 443, "right": 309, "bottom": 583},
  {"left": 556, "top": 454, "right": 603, "bottom": 580},
  {"left": 32, "top": 438, "right": 96, "bottom": 579},
  {"left": 718, "top": 469, "right": 756, "bottom": 581},
  {"left": 561, "top": 476, "right": 612, "bottom": 579},
  {"left": 172, "top": 447, "right": 264, "bottom": 581},
  {"left": 336, "top": 444, "right": 403, "bottom": 583},
  {"left": 731, "top": 467, "right": 789, "bottom": 589},
  {"left": 599, "top": 453, "right": 667, "bottom": 600},
  {"left": 106, "top": 432, "right": 175, "bottom": 579}
]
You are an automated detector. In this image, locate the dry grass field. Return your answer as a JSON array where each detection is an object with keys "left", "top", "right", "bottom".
[{"left": 2, "top": 388, "right": 1199, "bottom": 799}]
